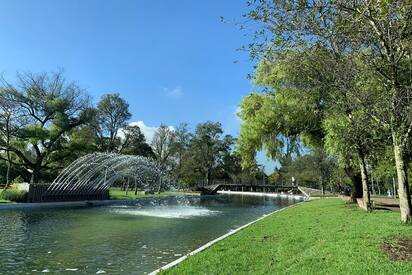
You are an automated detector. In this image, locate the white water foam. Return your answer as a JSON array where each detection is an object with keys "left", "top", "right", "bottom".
[{"left": 112, "top": 206, "right": 219, "bottom": 219}]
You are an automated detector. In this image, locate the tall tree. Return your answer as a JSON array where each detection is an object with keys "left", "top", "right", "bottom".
[
  {"left": 96, "top": 93, "right": 131, "bottom": 152},
  {"left": 171, "top": 123, "right": 192, "bottom": 181},
  {"left": 0, "top": 90, "right": 19, "bottom": 188},
  {"left": 0, "top": 72, "right": 92, "bottom": 183},
  {"left": 242, "top": 0, "right": 412, "bottom": 222},
  {"left": 119, "top": 125, "right": 154, "bottom": 157},
  {"left": 151, "top": 125, "right": 175, "bottom": 169},
  {"left": 190, "top": 121, "right": 225, "bottom": 185}
]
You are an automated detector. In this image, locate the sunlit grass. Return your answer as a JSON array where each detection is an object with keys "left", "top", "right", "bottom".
[
  {"left": 109, "top": 188, "right": 199, "bottom": 200},
  {"left": 0, "top": 188, "right": 14, "bottom": 203},
  {"left": 0, "top": 199, "right": 12, "bottom": 203},
  {"left": 163, "top": 198, "right": 412, "bottom": 275}
]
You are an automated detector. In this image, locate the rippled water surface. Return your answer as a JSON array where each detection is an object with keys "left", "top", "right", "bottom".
[{"left": 0, "top": 194, "right": 301, "bottom": 274}]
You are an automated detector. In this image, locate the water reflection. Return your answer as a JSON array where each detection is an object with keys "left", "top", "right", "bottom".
[{"left": 0, "top": 194, "right": 302, "bottom": 274}]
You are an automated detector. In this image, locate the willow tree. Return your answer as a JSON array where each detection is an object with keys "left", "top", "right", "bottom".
[
  {"left": 237, "top": 47, "right": 374, "bottom": 202},
  {"left": 242, "top": 0, "right": 412, "bottom": 222}
]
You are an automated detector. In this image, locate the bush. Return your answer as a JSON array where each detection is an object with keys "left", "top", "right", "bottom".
[
  {"left": 11, "top": 176, "right": 25, "bottom": 184},
  {"left": 0, "top": 189, "right": 28, "bottom": 202}
]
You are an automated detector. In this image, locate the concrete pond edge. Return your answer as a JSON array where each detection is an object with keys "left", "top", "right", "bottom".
[{"left": 0, "top": 195, "right": 200, "bottom": 211}]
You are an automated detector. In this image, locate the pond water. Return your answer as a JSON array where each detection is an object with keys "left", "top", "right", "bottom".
[{"left": 0, "top": 194, "right": 302, "bottom": 274}]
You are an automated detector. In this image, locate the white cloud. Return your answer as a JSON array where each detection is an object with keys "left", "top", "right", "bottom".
[
  {"left": 127, "top": 121, "right": 174, "bottom": 143},
  {"left": 129, "top": 121, "right": 159, "bottom": 142},
  {"left": 164, "top": 86, "right": 183, "bottom": 97},
  {"left": 234, "top": 106, "right": 243, "bottom": 123}
]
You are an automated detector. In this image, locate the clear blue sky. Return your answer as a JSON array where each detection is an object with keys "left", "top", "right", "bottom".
[{"left": 0, "top": 0, "right": 276, "bottom": 172}]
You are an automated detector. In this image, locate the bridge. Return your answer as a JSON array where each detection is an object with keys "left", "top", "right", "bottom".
[{"left": 195, "top": 184, "right": 301, "bottom": 195}]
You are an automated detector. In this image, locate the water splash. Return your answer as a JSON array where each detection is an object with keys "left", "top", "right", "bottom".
[
  {"left": 111, "top": 206, "right": 219, "bottom": 219},
  {"left": 47, "top": 153, "right": 167, "bottom": 196}
]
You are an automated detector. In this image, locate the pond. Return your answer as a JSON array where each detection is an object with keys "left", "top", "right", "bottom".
[{"left": 0, "top": 194, "right": 303, "bottom": 274}]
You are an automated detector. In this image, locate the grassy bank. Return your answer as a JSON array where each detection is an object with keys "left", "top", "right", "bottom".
[
  {"left": 163, "top": 199, "right": 412, "bottom": 274},
  {"left": 0, "top": 188, "right": 26, "bottom": 203},
  {"left": 0, "top": 199, "right": 11, "bottom": 203},
  {"left": 0, "top": 187, "right": 198, "bottom": 203},
  {"left": 109, "top": 188, "right": 199, "bottom": 200}
]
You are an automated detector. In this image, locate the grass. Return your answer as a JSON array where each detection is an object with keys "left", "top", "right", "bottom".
[
  {"left": 0, "top": 187, "right": 198, "bottom": 203},
  {"left": 162, "top": 198, "right": 412, "bottom": 275},
  {"left": 109, "top": 188, "right": 199, "bottom": 200},
  {"left": 0, "top": 188, "right": 27, "bottom": 203},
  {"left": 0, "top": 199, "right": 12, "bottom": 203},
  {"left": 0, "top": 188, "right": 11, "bottom": 203}
]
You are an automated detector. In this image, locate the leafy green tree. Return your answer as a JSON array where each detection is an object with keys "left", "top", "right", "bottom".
[
  {"left": 178, "top": 121, "right": 243, "bottom": 186},
  {"left": 119, "top": 125, "right": 154, "bottom": 157},
  {"left": 96, "top": 93, "right": 131, "bottom": 152},
  {"left": 0, "top": 90, "right": 19, "bottom": 188},
  {"left": 270, "top": 149, "right": 341, "bottom": 192},
  {"left": 242, "top": 0, "right": 412, "bottom": 223},
  {"left": 151, "top": 124, "right": 175, "bottom": 169},
  {"left": 189, "top": 121, "right": 225, "bottom": 185},
  {"left": 237, "top": 50, "right": 367, "bottom": 201},
  {"left": 171, "top": 123, "right": 192, "bottom": 182},
  {"left": 0, "top": 72, "right": 92, "bottom": 183},
  {"left": 219, "top": 137, "right": 243, "bottom": 184}
]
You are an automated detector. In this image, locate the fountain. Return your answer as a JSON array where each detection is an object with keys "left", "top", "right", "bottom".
[{"left": 27, "top": 153, "right": 165, "bottom": 202}]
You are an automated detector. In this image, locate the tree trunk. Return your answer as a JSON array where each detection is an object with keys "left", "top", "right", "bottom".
[
  {"left": 358, "top": 152, "right": 371, "bottom": 211},
  {"left": 5, "top": 149, "right": 11, "bottom": 189},
  {"left": 157, "top": 177, "right": 162, "bottom": 194},
  {"left": 30, "top": 163, "right": 41, "bottom": 184},
  {"left": 345, "top": 167, "right": 363, "bottom": 202},
  {"left": 206, "top": 169, "right": 212, "bottom": 185},
  {"left": 377, "top": 180, "right": 381, "bottom": 196},
  {"left": 125, "top": 178, "right": 129, "bottom": 195},
  {"left": 4, "top": 118, "right": 11, "bottom": 190},
  {"left": 320, "top": 176, "right": 325, "bottom": 195},
  {"left": 393, "top": 142, "right": 412, "bottom": 223}
]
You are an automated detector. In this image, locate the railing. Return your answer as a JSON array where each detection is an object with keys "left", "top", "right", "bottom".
[
  {"left": 27, "top": 183, "right": 109, "bottom": 203},
  {"left": 197, "top": 183, "right": 300, "bottom": 195}
]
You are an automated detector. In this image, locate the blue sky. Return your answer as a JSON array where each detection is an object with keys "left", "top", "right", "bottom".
[{"left": 0, "top": 0, "right": 276, "bottom": 172}]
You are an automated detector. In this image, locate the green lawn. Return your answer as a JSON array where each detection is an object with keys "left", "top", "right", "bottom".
[
  {"left": 0, "top": 199, "right": 11, "bottom": 203},
  {"left": 162, "top": 198, "right": 412, "bottom": 275},
  {"left": 0, "top": 188, "right": 12, "bottom": 203},
  {"left": 109, "top": 188, "right": 199, "bottom": 200},
  {"left": 0, "top": 187, "right": 198, "bottom": 203}
]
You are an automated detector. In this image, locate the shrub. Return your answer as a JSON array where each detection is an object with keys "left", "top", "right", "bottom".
[
  {"left": 0, "top": 189, "right": 28, "bottom": 203},
  {"left": 11, "top": 176, "right": 25, "bottom": 184}
]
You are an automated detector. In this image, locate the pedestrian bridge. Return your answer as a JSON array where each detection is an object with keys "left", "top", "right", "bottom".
[{"left": 196, "top": 184, "right": 301, "bottom": 195}]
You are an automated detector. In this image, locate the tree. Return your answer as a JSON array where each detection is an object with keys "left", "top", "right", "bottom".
[
  {"left": 337, "top": 0, "right": 412, "bottom": 222},
  {"left": 0, "top": 71, "right": 92, "bottom": 183},
  {"left": 219, "top": 136, "right": 243, "bottom": 184},
  {"left": 171, "top": 123, "right": 192, "bottom": 182},
  {"left": 151, "top": 125, "right": 175, "bottom": 169},
  {"left": 269, "top": 150, "right": 340, "bottom": 191},
  {"left": 242, "top": 0, "right": 412, "bottom": 222},
  {"left": 189, "top": 121, "right": 225, "bottom": 185},
  {"left": 151, "top": 124, "right": 176, "bottom": 192},
  {"left": 0, "top": 90, "right": 19, "bottom": 188},
  {"left": 96, "top": 93, "right": 131, "bottom": 152},
  {"left": 119, "top": 125, "right": 154, "bottom": 157},
  {"left": 237, "top": 52, "right": 368, "bottom": 201}
]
